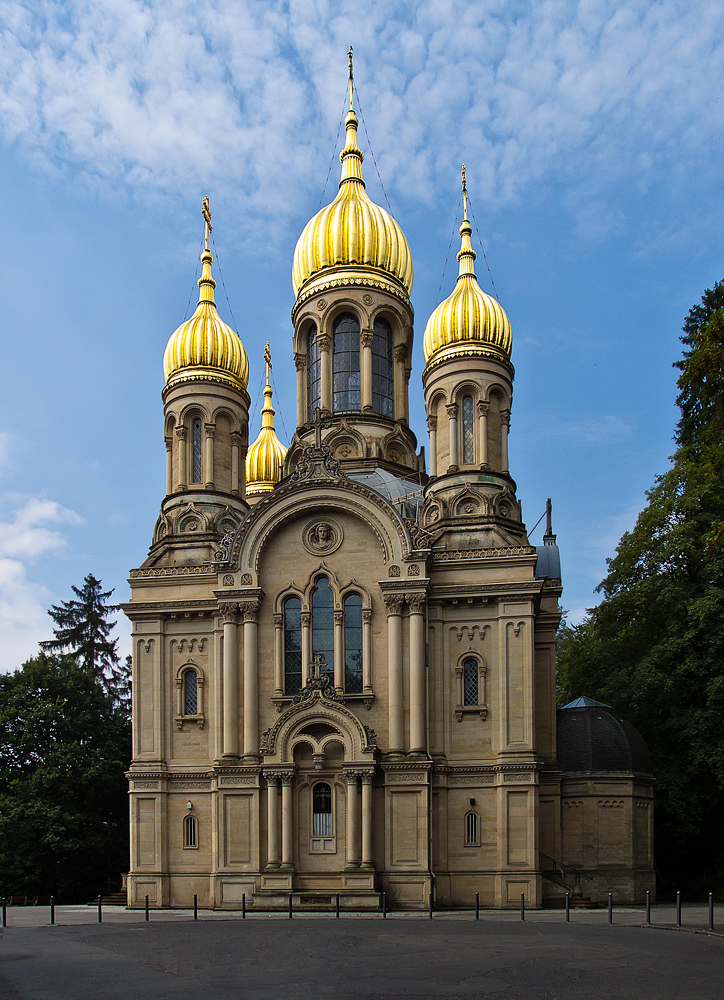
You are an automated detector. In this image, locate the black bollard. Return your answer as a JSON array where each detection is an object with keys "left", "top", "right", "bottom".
[
  {"left": 242, "top": 893, "right": 246, "bottom": 919},
  {"left": 50, "top": 896, "right": 55, "bottom": 926},
  {"left": 288, "top": 893, "right": 293, "bottom": 919},
  {"left": 428, "top": 892, "right": 433, "bottom": 920},
  {"left": 646, "top": 889, "right": 651, "bottom": 924},
  {"left": 565, "top": 892, "right": 570, "bottom": 922},
  {"left": 382, "top": 891, "right": 387, "bottom": 919},
  {"left": 145, "top": 894, "right": 149, "bottom": 922},
  {"left": 676, "top": 891, "right": 681, "bottom": 926},
  {"left": 1, "top": 897, "right": 5, "bottom": 929},
  {"left": 608, "top": 893, "right": 613, "bottom": 924},
  {"left": 98, "top": 895, "right": 102, "bottom": 924},
  {"left": 335, "top": 893, "right": 340, "bottom": 918},
  {"left": 475, "top": 892, "right": 479, "bottom": 920},
  {"left": 520, "top": 894, "right": 525, "bottom": 921},
  {"left": 709, "top": 893, "right": 714, "bottom": 931},
  {"left": 193, "top": 894, "right": 198, "bottom": 921}
]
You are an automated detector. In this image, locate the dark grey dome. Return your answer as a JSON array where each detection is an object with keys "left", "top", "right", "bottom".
[{"left": 557, "top": 697, "right": 653, "bottom": 775}]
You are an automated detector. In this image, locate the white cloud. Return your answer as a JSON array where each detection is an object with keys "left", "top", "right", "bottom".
[
  {"left": 0, "top": 0, "right": 722, "bottom": 234},
  {"left": 0, "top": 496, "right": 83, "bottom": 672}
]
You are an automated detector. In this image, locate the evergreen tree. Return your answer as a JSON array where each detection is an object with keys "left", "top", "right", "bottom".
[{"left": 557, "top": 281, "right": 724, "bottom": 894}]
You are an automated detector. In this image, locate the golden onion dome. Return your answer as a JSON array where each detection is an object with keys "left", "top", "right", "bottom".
[
  {"left": 164, "top": 198, "right": 249, "bottom": 391},
  {"left": 246, "top": 345, "right": 287, "bottom": 495},
  {"left": 423, "top": 168, "right": 512, "bottom": 367},
  {"left": 292, "top": 50, "right": 413, "bottom": 300}
]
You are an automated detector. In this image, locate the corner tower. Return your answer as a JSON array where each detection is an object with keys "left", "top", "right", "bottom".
[{"left": 286, "top": 50, "right": 421, "bottom": 476}]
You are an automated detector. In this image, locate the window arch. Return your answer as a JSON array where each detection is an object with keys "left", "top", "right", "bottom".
[
  {"left": 461, "top": 394, "right": 475, "bottom": 464},
  {"left": 306, "top": 324, "right": 321, "bottom": 417},
  {"left": 183, "top": 669, "right": 198, "bottom": 715},
  {"left": 463, "top": 657, "right": 478, "bottom": 706},
  {"left": 184, "top": 814, "right": 198, "bottom": 849},
  {"left": 284, "top": 597, "right": 303, "bottom": 695},
  {"left": 333, "top": 312, "right": 360, "bottom": 411},
  {"left": 344, "top": 593, "right": 363, "bottom": 693},
  {"left": 312, "top": 782, "right": 333, "bottom": 836},
  {"left": 372, "top": 317, "right": 393, "bottom": 417},
  {"left": 192, "top": 418, "right": 203, "bottom": 483},
  {"left": 175, "top": 663, "right": 205, "bottom": 728},
  {"left": 465, "top": 810, "right": 480, "bottom": 847},
  {"left": 312, "top": 577, "right": 334, "bottom": 682}
]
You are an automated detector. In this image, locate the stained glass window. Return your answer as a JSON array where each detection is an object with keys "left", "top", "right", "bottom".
[
  {"left": 462, "top": 395, "right": 474, "bottom": 464},
  {"left": 463, "top": 657, "right": 478, "bottom": 705},
  {"left": 372, "top": 317, "right": 393, "bottom": 417},
  {"left": 184, "top": 815, "right": 197, "bottom": 848},
  {"left": 312, "top": 577, "right": 335, "bottom": 682},
  {"left": 333, "top": 313, "right": 360, "bottom": 412},
  {"left": 313, "top": 782, "right": 332, "bottom": 836},
  {"left": 465, "top": 811, "right": 479, "bottom": 846},
  {"left": 306, "top": 324, "right": 321, "bottom": 417},
  {"left": 344, "top": 594, "right": 363, "bottom": 693},
  {"left": 184, "top": 670, "right": 198, "bottom": 715},
  {"left": 284, "top": 597, "right": 303, "bottom": 695},
  {"left": 192, "top": 419, "right": 203, "bottom": 482}
]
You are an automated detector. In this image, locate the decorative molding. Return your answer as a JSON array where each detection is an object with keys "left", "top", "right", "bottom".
[
  {"left": 502, "top": 772, "right": 534, "bottom": 783},
  {"left": 172, "top": 781, "right": 210, "bottom": 790},
  {"left": 290, "top": 444, "right": 345, "bottom": 483},
  {"left": 222, "top": 574, "right": 235, "bottom": 586},
  {"left": 406, "top": 593, "right": 426, "bottom": 614},
  {"left": 219, "top": 602, "right": 239, "bottom": 624},
  {"left": 219, "top": 776, "right": 257, "bottom": 786},
  {"left": 239, "top": 600, "right": 260, "bottom": 624},
  {"left": 388, "top": 564, "right": 401, "bottom": 578},
  {"left": 598, "top": 799, "right": 624, "bottom": 808},
  {"left": 385, "top": 771, "right": 427, "bottom": 783},
  {"left": 452, "top": 624, "right": 492, "bottom": 643},
  {"left": 383, "top": 594, "right": 404, "bottom": 615},
  {"left": 132, "top": 781, "right": 161, "bottom": 789},
  {"left": 170, "top": 637, "right": 208, "bottom": 653},
  {"left": 407, "top": 564, "right": 421, "bottom": 577},
  {"left": 240, "top": 573, "right": 253, "bottom": 585},
  {"left": 432, "top": 546, "right": 536, "bottom": 562},
  {"left": 448, "top": 772, "right": 495, "bottom": 785},
  {"left": 129, "top": 566, "right": 217, "bottom": 579}
]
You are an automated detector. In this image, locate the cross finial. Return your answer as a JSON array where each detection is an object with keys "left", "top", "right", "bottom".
[
  {"left": 202, "top": 195, "right": 213, "bottom": 250},
  {"left": 264, "top": 341, "right": 272, "bottom": 385},
  {"left": 348, "top": 45, "right": 354, "bottom": 109},
  {"left": 461, "top": 164, "right": 468, "bottom": 222},
  {"left": 312, "top": 406, "right": 331, "bottom": 449},
  {"left": 311, "top": 652, "right": 327, "bottom": 678}
]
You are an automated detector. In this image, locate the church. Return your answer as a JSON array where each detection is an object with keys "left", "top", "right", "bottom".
[{"left": 123, "top": 56, "right": 654, "bottom": 910}]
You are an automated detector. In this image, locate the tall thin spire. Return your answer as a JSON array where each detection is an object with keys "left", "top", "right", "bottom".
[
  {"left": 348, "top": 45, "right": 354, "bottom": 111},
  {"left": 340, "top": 46, "right": 364, "bottom": 185},
  {"left": 260, "top": 341, "right": 275, "bottom": 429},
  {"left": 198, "top": 195, "right": 217, "bottom": 305},
  {"left": 457, "top": 164, "right": 476, "bottom": 279}
]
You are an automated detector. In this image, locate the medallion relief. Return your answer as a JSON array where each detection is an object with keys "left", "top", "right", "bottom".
[{"left": 302, "top": 518, "right": 343, "bottom": 556}]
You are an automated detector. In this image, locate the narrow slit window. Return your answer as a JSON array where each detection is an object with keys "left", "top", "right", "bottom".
[
  {"left": 313, "top": 782, "right": 332, "bottom": 836},
  {"left": 184, "top": 815, "right": 197, "bottom": 848},
  {"left": 192, "top": 418, "right": 203, "bottom": 482},
  {"left": 372, "top": 317, "right": 393, "bottom": 417},
  {"left": 306, "top": 324, "right": 321, "bottom": 417},
  {"left": 284, "top": 597, "right": 303, "bottom": 695},
  {"left": 184, "top": 670, "right": 198, "bottom": 715},
  {"left": 465, "top": 811, "right": 479, "bottom": 846},
  {"left": 463, "top": 657, "right": 478, "bottom": 706},
  {"left": 333, "top": 313, "right": 360, "bottom": 412},
  {"left": 462, "top": 395, "right": 474, "bottom": 464},
  {"left": 312, "top": 577, "right": 334, "bottom": 682},
  {"left": 344, "top": 594, "right": 363, "bottom": 693}
]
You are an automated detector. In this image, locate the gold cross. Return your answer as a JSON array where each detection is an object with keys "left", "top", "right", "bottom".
[{"left": 202, "top": 195, "right": 212, "bottom": 249}]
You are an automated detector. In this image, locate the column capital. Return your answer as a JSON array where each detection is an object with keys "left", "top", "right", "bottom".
[
  {"left": 264, "top": 773, "right": 280, "bottom": 788},
  {"left": 345, "top": 771, "right": 361, "bottom": 785},
  {"left": 164, "top": 436, "right": 173, "bottom": 451},
  {"left": 362, "top": 609, "right": 372, "bottom": 624},
  {"left": 360, "top": 330, "right": 374, "bottom": 349},
  {"left": 445, "top": 402, "right": 458, "bottom": 417},
  {"left": 219, "top": 602, "right": 239, "bottom": 624},
  {"left": 500, "top": 408, "right": 511, "bottom": 427},
  {"left": 426, "top": 414, "right": 437, "bottom": 431},
  {"left": 334, "top": 610, "right": 344, "bottom": 626},
  {"left": 383, "top": 594, "right": 404, "bottom": 616},
  {"left": 406, "top": 593, "right": 426, "bottom": 615},
  {"left": 359, "top": 770, "right": 375, "bottom": 784},
  {"left": 239, "top": 600, "right": 260, "bottom": 624},
  {"left": 273, "top": 612, "right": 283, "bottom": 627},
  {"left": 279, "top": 770, "right": 295, "bottom": 786},
  {"left": 393, "top": 344, "right": 408, "bottom": 364},
  {"left": 294, "top": 352, "right": 306, "bottom": 372},
  {"left": 230, "top": 431, "right": 243, "bottom": 446},
  {"left": 477, "top": 400, "right": 489, "bottom": 416},
  {"left": 204, "top": 422, "right": 216, "bottom": 438},
  {"left": 301, "top": 611, "right": 311, "bottom": 628},
  {"left": 176, "top": 425, "right": 188, "bottom": 439},
  {"left": 317, "top": 333, "right": 331, "bottom": 352}
]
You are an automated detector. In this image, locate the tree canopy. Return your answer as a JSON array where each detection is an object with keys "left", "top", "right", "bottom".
[{"left": 557, "top": 280, "right": 724, "bottom": 893}]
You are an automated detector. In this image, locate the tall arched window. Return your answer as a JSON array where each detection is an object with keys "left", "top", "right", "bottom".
[
  {"left": 344, "top": 593, "right": 363, "bottom": 693},
  {"left": 306, "top": 324, "right": 321, "bottom": 417},
  {"left": 184, "top": 814, "right": 197, "bottom": 848},
  {"left": 463, "top": 657, "right": 478, "bottom": 706},
  {"left": 192, "top": 418, "right": 203, "bottom": 482},
  {"left": 183, "top": 669, "right": 198, "bottom": 715},
  {"left": 465, "top": 811, "right": 479, "bottom": 846},
  {"left": 372, "top": 317, "right": 393, "bottom": 417},
  {"left": 284, "top": 597, "right": 303, "bottom": 694},
  {"left": 333, "top": 313, "right": 360, "bottom": 411},
  {"left": 313, "top": 782, "right": 332, "bottom": 836},
  {"left": 461, "top": 395, "right": 474, "bottom": 464},
  {"left": 312, "top": 577, "right": 334, "bottom": 681}
]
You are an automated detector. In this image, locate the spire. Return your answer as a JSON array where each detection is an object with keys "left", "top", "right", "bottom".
[
  {"left": 198, "top": 195, "right": 217, "bottom": 305},
  {"left": 261, "top": 341, "right": 276, "bottom": 429},
  {"left": 340, "top": 46, "right": 365, "bottom": 186},
  {"left": 457, "top": 164, "right": 476, "bottom": 279},
  {"left": 543, "top": 497, "right": 557, "bottom": 545}
]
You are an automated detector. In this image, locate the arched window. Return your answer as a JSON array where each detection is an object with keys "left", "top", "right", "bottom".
[
  {"left": 192, "top": 418, "right": 203, "bottom": 482},
  {"left": 306, "top": 324, "right": 321, "bottom": 417},
  {"left": 344, "top": 593, "right": 363, "bottom": 693},
  {"left": 333, "top": 313, "right": 360, "bottom": 411},
  {"left": 312, "top": 577, "right": 334, "bottom": 681},
  {"left": 183, "top": 669, "right": 198, "bottom": 715},
  {"left": 284, "top": 597, "right": 303, "bottom": 695},
  {"left": 463, "top": 657, "right": 478, "bottom": 706},
  {"left": 372, "top": 317, "right": 393, "bottom": 417},
  {"left": 465, "top": 811, "right": 479, "bottom": 847},
  {"left": 461, "top": 394, "right": 474, "bottom": 464},
  {"left": 184, "top": 814, "right": 197, "bottom": 848},
  {"left": 313, "top": 782, "right": 332, "bottom": 836}
]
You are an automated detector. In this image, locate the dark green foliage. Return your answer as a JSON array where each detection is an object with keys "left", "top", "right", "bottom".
[
  {"left": 0, "top": 654, "right": 130, "bottom": 902},
  {"left": 557, "top": 281, "right": 724, "bottom": 893}
]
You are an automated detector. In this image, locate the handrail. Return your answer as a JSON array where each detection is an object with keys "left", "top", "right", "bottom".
[{"left": 539, "top": 852, "right": 594, "bottom": 883}]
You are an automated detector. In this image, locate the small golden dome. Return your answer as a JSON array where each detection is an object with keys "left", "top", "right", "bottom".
[
  {"left": 246, "top": 344, "right": 286, "bottom": 495},
  {"left": 292, "top": 50, "right": 413, "bottom": 299},
  {"left": 422, "top": 168, "right": 512, "bottom": 367},
  {"left": 164, "top": 198, "right": 249, "bottom": 391}
]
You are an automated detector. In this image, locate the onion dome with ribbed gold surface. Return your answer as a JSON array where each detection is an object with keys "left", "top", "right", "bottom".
[
  {"left": 164, "top": 198, "right": 249, "bottom": 391},
  {"left": 292, "top": 49, "right": 413, "bottom": 301},
  {"left": 246, "top": 344, "right": 287, "bottom": 495},
  {"left": 423, "top": 168, "right": 512, "bottom": 367}
]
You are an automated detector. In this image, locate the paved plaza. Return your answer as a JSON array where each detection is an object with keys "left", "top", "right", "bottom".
[{"left": 1, "top": 904, "right": 722, "bottom": 999}]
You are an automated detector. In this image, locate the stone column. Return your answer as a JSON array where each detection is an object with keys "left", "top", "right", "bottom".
[
  {"left": 241, "top": 600, "right": 260, "bottom": 759},
  {"left": 319, "top": 333, "right": 332, "bottom": 414},
  {"left": 446, "top": 403, "right": 459, "bottom": 471},
  {"left": 477, "top": 401, "right": 489, "bottom": 468},
  {"left": 385, "top": 595, "right": 404, "bottom": 754},
  {"left": 165, "top": 437, "right": 173, "bottom": 495},
  {"left": 265, "top": 775, "right": 280, "bottom": 869},
  {"left": 427, "top": 415, "right": 437, "bottom": 477},
  {"left": 280, "top": 771, "right": 294, "bottom": 869},
  {"left": 220, "top": 603, "right": 239, "bottom": 757},
  {"left": 301, "top": 611, "right": 311, "bottom": 684},
  {"left": 360, "top": 330, "right": 373, "bottom": 412},
  {"left": 204, "top": 423, "right": 216, "bottom": 490},
  {"left": 334, "top": 609, "right": 344, "bottom": 693},
  {"left": 273, "top": 613, "right": 284, "bottom": 695},
  {"left": 393, "top": 344, "right": 408, "bottom": 422},
  {"left": 408, "top": 592, "right": 427, "bottom": 754},
  {"left": 294, "top": 353, "right": 306, "bottom": 426},
  {"left": 362, "top": 609, "right": 372, "bottom": 694},
  {"left": 360, "top": 771, "right": 374, "bottom": 869},
  {"left": 345, "top": 772, "right": 359, "bottom": 868},
  {"left": 501, "top": 409, "right": 510, "bottom": 472},
  {"left": 175, "top": 425, "right": 187, "bottom": 491},
  {"left": 230, "top": 432, "right": 241, "bottom": 495}
]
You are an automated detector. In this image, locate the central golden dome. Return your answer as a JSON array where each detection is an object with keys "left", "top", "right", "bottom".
[{"left": 292, "top": 59, "right": 413, "bottom": 299}]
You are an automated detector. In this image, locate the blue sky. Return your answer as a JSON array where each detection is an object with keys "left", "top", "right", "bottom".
[{"left": 0, "top": 0, "right": 722, "bottom": 670}]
